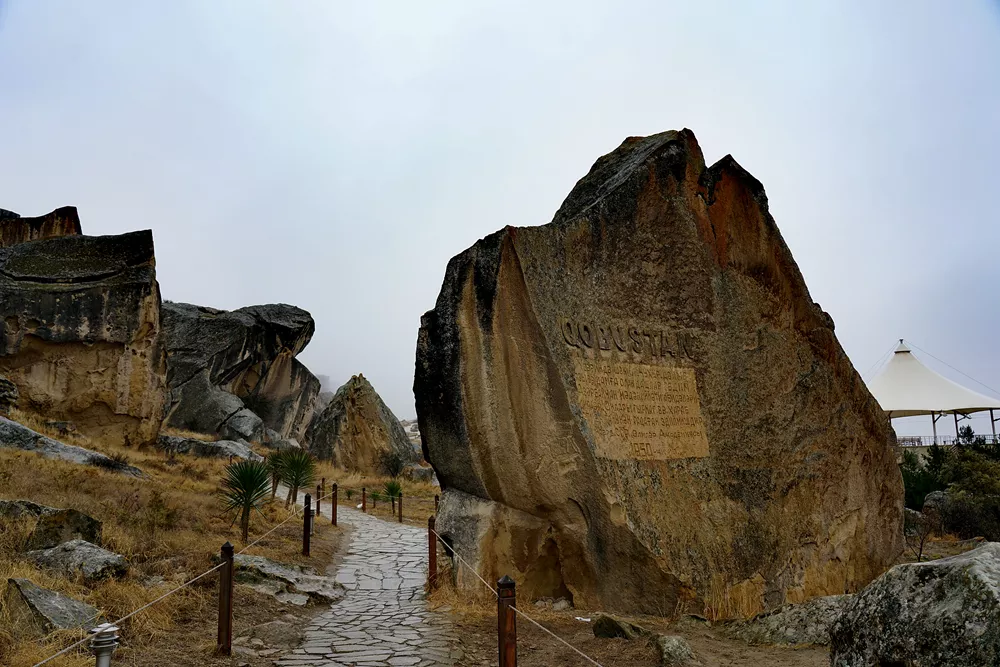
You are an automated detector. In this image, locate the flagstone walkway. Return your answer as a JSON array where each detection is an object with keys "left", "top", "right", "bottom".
[{"left": 276, "top": 505, "right": 461, "bottom": 667}]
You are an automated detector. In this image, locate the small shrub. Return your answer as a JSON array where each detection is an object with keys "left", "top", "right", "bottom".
[
  {"left": 281, "top": 449, "right": 316, "bottom": 507},
  {"left": 384, "top": 479, "right": 402, "bottom": 499},
  {"left": 346, "top": 489, "right": 354, "bottom": 500},
  {"left": 377, "top": 449, "right": 407, "bottom": 478}
]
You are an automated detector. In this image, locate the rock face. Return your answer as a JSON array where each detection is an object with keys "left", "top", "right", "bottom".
[
  {"left": 831, "top": 542, "right": 1000, "bottom": 666},
  {"left": 0, "top": 417, "right": 143, "bottom": 476},
  {"left": 0, "top": 206, "right": 82, "bottom": 248},
  {"left": 306, "top": 374, "right": 418, "bottom": 472},
  {"left": 0, "top": 374, "right": 16, "bottom": 414},
  {"left": 27, "top": 539, "right": 128, "bottom": 583},
  {"left": 0, "top": 229, "right": 166, "bottom": 446},
  {"left": 4, "top": 578, "right": 100, "bottom": 637},
  {"left": 157, "top": 434, "right": 262, "bottom": 461},
  {"left": 729, "top": 594, "right": 851, "bottom": 646},
  {"left": 161, "top": 302, "right": 320, "bottom": 443},
  {"left": 415, "top": 129, "right": 903, "bottom": 616}
]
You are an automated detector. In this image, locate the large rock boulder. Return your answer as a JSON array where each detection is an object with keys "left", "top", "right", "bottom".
[
  {"left": 831, "top": 542, "right": 1000, "bottom": 666},
  {"left": 728, "top": 594, "right": 851, "bottom": 646},
  {"left": 161, "top": 302, "right": 320, "bottom": 443},
  {"left": 157, "top": 434, "right": 262, "bottom": 461},
  {"left": 0, "top": 206, "right": 82, "bottom": 248},
  {"left": 0, "top": 228, "right": 166, "bottom": 446},
  {"left": 4, "top": 578, "right": 100, "bottom": 637},
  {"left": 415, "top": 129, "right": 903, "bottom": 616},
  {"left": 27, "top": 539, "right": 128, "bottom": 583},
  {"left": 0, "top": 417, "right": 143, "bottom": 476},
  {"left": 25, "top": 507, "right": 102, "bottom": 551},
  {"left": 306, "top": 374, "right": 418, "bottom": 472}
]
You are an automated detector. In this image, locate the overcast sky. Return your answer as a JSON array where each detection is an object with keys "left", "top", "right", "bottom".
[{"left": 1, "top": 2, "right": 998, "bottom": 435}]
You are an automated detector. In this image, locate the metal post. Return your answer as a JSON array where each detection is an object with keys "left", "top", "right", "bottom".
[
  {"left": 428, "top": 516, "right": 438, "bottom": 590},
  {"left": 303, "top": 494, "right": 311, "bottom": 557},
  {"left": 955, "top": 412, "right": 961, "bottom": 438},
  {"left": 497, "top": 575, "right": 517, "bottom": 667},
  {"left": 435, "top": 494, "right": 439, "bottom": 514},
  {"left": 216, "top": 542, "right": 234, "bottom": 655},
  {"left": 332, "top": 483, "right": 338, "bottom": 526},
  {"left": 398, "top": 492, "right": 403, "bottom": 523},
  {"left": 992, "top": 409, "right": 996, "bottom": 438},
  {"left": 932, "top": 412, "right": 938, "bottom": 444},
  {"left": 362, "top": 487, "right": 366, "bottom": 513},
  {"left": 90, "top": 623, "right": 120, "bottom": 667}
]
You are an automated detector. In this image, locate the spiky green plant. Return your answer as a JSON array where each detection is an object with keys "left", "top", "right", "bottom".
[
  {"left": 282, "top": 449, "right": 316, "bottom": 508},
  {"left": 370, "top": 490, "right": 383, "bottom": 510},
  {"left": 220, "top": 459, "right": 271, "bottom": 544},
  {"left": 266, "top": 450, "right": 288, "bottom": 500},
  {"left": 384, "top": 479, "right": 402, "bottom": 512}
]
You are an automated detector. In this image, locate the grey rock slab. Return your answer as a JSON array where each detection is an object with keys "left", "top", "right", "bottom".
[
  {"left": 27, "top": 539, "right": 127, "bottom": 583},
  {"left": 234, "top": 554, "right": 342, "bottom": 604},
  {"left": 0, "top": 417, "right": 142, "bottom": 476},
  {"left": 25, "top": 507, "right": 103, "bottom": 550},
  {"left": 728, "top": 594, "right": 852, "bottom": 646},
  {"left": 4, "top": 577, "right": 100, "bottom": 637}
]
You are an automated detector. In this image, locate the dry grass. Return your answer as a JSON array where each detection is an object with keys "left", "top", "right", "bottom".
[
  {"left": 0, "top": 414, "right": 340, "bottom": 667},
  {"left": 158, "top": 426, "right": 217, "bottom": 442}
]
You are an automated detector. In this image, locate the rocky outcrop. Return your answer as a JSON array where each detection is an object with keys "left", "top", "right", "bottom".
[
  {"left": 4, "top": 578, "right": 99, "bottom": 637},
  {"left": 0, "top": 500, "right": 104, "bottom": 551},
  {"left": 0, "top": 229, "right": 166, "bottom": 446},
  {"left": 157, "top": 434, "right": 262, "bottom": 461},
  {"left": 306, "top": 374, "right": 418, "bottom": 472},
  {"left": 831, "top": 543, "right": 1000, "bottom": 666},
  {"left": 0, "top": 417, "right": 142, "bottom": 476},
  {"left": 233, "top": 555, "right": 342, "bottom": 606},
  {"left": 0, "top": 374, "right": 16, "bottom": 414},
  {"left": 0, "top": 206, "right": 82, "bottom": 248},
  {"left": 728, "top": 594, "right": 851, "bottom": 646},
  {"left": 27, "top": 539, "right": 128, "bottom": 583},
  {"left": 415, "top": 129, "right": 903, "bottom": 616},
  {"left": 161, "top": 302, "right": 320, "bottom": 443}
]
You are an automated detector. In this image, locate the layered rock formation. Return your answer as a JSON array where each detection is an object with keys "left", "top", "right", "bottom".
[
  {"left": 162, "top": 302, "right": 320, "bottom": 443},
  {"left": 0, "top": 229, "right": 166, "bottom": 446},
  {"left": 307, "top": 374, "right": 417, "bottom": 472},
  {"left": 0, "top": 206, "right": 81, "bottom": 248},
  {"left": 415, "top": 129, "right": 903, "bottom": 616}
]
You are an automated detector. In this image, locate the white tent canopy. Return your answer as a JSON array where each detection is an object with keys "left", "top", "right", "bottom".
[{"left": 868, "top": 341, "right": 1000, "bottom": 418}]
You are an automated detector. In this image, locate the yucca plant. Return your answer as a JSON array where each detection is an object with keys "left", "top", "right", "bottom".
[
  {"left": 266, "top": 450, "right": 288, "bottom": 500},
  {"left": 220, "top": 459, "right": 271, "bottom": 544},
  {"left": 384, "top": 479, "right": 402, "bottom": 513},
  {"left": 282, "top": 449, "right": 316, "bottom": 508},
  {"left": 370, "top": 490, "right": 383, "bottom": 510}
]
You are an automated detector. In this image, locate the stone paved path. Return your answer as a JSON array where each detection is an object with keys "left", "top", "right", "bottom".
[{"left": 276, "top": 506, "right": 461, "bottom": 667}]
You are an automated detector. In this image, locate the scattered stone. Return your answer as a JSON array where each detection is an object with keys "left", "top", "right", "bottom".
[
  {"left": 0, "top": 228, "right": 166, "bottom": 447},
  {"left": 415, "top": 129, "right": 903, "bottom": 615},
  {"left": 4, "top": 578, "right": 99, "bottom": 637},
  {"left": 306, "top": 374, "right": 418, "bottom": 473},
  {"left": 830, "top": 542, "right": 1000, "bottom": 666},
  {"left": 728, "top": 594, "right": 852, "bottom": 646},
  {"left": 0, "top": 375, "right": 17, "bottom": 414},
  {"left": 552, "top": 598, "right": 572, "bottom": 611},
  {"left": 0, "top": 499, "right": 50, "bottom": 520},
  {"left": 157, "top": 435, "right": 262, "bottom": 461},
  {"left": 0, "top": 417, "right": 142, "bottom": 476},
  {"left": 655, "top": 634, "right": 695, "bottom": 666},
  {"left": 27, "top": 539, "right": 128, "bottom": 583},
  {"left": 25, "top": 508, "right": 102, "bottom": 551},
  {"left": 233, "top": 555, "right": 342, "bottom": 605},
  {"left": 161, "top": 301, "right": 320, "bottom": 443},
  {"left": 592, "top": 613, "right": 650, "bottom": 640},
  {"left": 248, "top": 619, "right": 304, "bottom": 648}
]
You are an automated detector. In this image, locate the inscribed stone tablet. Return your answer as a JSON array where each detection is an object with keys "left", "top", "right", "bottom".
[{"left": 572, "top": 358, "right": 709, "bottom": 460}]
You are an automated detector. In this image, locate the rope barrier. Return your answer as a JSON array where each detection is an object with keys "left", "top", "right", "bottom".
[{"left": 428, "top": 527, "right": 606, "bottom": 667}]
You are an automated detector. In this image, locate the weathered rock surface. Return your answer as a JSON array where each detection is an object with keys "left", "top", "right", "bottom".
[
  {"left": 233, "top": 555, "right": 342, "bottom": 606},
  {"left": 0, "top": 374, "right": 17, "bottom": 414},
  {"left": 416, "top": 129, "right": 903, "bottom": 616},
  {"left": 592, "top": 613, "right": 650, "bottom": 640},
  {"left": 27, "top": 539, "right": 128, "bottom": 583},
  {"left": 306, "top": 374, "right": 418, "bottom": 472},
  {"left": 728, "top": 594, "right": 851, "bottom": 646},
  {"left": 4, "top": 578, "right": 99, "bottom": 637},
  {"left": 25, "top": 507, "right": 102, "bottom": 551},
  {"left": 404, "top": 463, "right": 436, "bottom": 484},
  {"left": 0, "top": 229, "right": 166, "bottom": 446},
  {"left": 0, "top": 417, "right": 142, "bottom": 476},
  {"left": 162, "top": 302, "right": 320, "bottom": 443},
  {"left": 656, "top": 635, "right": 695, "bottom": 666},
  {"left": 0, "top": 206, "right": 82, "bottom": 248},
  {"left": 157, "top": 434, "right": 262, "bottom": 461},
  {"left": 831, "top": 542, "right": 1000, "bottom": 666}
]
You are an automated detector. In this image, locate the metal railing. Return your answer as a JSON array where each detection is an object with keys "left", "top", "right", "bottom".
[{"left": 898, "top": 434, "right": 1000, "bottom": 447}]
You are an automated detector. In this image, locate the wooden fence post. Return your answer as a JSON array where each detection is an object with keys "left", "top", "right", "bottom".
[
  {"left": 332, "top": 483, "right": 338, "bottom": 527},
  {"left": 398, "top": 492, "right": 403, "bottom": 523},
  {"left": 303, "top": 494, "right": 311, "bottom": 557},
  {"left": 362, "top": 487, "right": 366, "bottom": 513},
  {"left": 427, "top": 516, "right": 437, "bottom": 590},
  {"left": 497, "top": 575, "right": 517, "bottom": 667},
  {"left": 216, "top": 542, "right": 234, "bottom": 655}
]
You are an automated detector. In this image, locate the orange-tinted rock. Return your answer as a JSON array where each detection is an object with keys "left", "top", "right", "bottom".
[
  {"left": 415, "top": 129, "right": 903, "bottom": 617},
  {"left": 0, "top": 206, "right": 82, "bottom": 248}
]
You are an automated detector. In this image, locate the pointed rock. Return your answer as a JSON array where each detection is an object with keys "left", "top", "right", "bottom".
[{"left": 4, "top": 578, "right": 99, "bottom": 637}]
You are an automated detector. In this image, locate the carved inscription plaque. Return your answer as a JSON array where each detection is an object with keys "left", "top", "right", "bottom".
[{"left": 572, "top": 358, "right": 709, "bottom": 460}]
